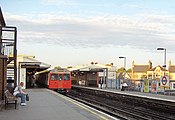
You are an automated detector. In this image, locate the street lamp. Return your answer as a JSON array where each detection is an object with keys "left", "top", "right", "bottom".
[
  {"left": 157, "top": 48, "right": 167, "bottom": 94},
  {"left": 119, "top": 56, "right": 127, "bottom": 90},
  {"left": 119, "top": 56, "right": 126, "bottom": 70},
  {"left": 157, "top": 48, "right": 166, "bottom": 68}
]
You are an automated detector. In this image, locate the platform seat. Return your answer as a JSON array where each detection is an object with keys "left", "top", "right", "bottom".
[{"left": 4, "top": 90, "right": 17, "bottom": 109}]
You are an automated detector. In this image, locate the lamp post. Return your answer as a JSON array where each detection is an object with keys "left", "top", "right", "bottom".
[
  {"left": 119, "top": 56, "right": 126, "bottom": 70},
  {"left": 157, "top": 48, "right": 166, "bottom": 69},
  {"left": 119, "top": 56, "right": 126, "bottom": 90},
  {"left": 157, "top": 48, "right": 167, "bottom": 94}
]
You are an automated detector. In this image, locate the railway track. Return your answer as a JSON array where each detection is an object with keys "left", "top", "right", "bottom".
[{"left": 66, "top": 90, "right": 175, "bottom": 120}]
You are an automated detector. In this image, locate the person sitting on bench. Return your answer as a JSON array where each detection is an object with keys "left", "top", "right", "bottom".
[{"left": 13, "top": 82, "right": 27, "bottom": 106}]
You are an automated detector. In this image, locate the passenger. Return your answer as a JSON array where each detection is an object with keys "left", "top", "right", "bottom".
[
  {"left": 99, "top": 78, "right": 103, "bottom": 89},
  {"left": 31, "top": 75, "right": 35, "bottom": 87},
  {"left": 121, "top": 82, "right": 124, "bottom": 91},
  {"left": 122, "top": 82, "right": 128, "bottom": 91},
  {"left": 13, "top": 82, "right": 27, "bottom": 106}
]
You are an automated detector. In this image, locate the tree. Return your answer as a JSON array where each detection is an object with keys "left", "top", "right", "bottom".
[
  {"left": 117, "top": 67, "right": 125, "bottom": 73},
  {"left": 67, "top": 66, "right": 72, "bottom": 69},
  {"left": 127, "top": 68, "right": 132, "bottom": 72},
  {"left": 117, "top": 67, "right": 132, "bottom": 73}
]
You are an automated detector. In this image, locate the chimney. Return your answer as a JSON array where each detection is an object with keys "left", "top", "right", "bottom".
[{"left": 148, "top": 60, "right": 152, "bottom": 69}]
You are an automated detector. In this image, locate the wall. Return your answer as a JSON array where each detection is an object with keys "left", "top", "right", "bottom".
[{"left": 0, "top": 55, "right": 7, "bottom": 100}]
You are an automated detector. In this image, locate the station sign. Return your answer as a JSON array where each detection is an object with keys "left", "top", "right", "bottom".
[
  {"left": 21, "top": 65, "right": 40, "bottom": 68},
  {"left": 160, "top": 76, "right": 169, "bottom": 88}
]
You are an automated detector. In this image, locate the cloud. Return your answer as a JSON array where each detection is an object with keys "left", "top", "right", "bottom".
[
  {"left": 41, "top": 0, "right": 80, "bottom": 6},
  {"left": 122, "top": 3, "right": 140, "bottom": 9},
  {"left": 4, "top": 12, "right": 175, "bottom": 51}
]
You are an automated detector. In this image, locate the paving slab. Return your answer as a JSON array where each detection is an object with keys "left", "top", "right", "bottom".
[{"left": 0, "top": 89, "right": 115, "bottom": 120}]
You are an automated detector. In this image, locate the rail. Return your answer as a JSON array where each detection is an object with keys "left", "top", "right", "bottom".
[{"left": 66, "top": 87, "right": 175, "bottom": 120}]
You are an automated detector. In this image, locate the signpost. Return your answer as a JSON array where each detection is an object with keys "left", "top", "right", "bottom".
[
  {"left": 160, "top": 76, "right": 169, "bottom": 94},
  {"left": 160, "top": 76, "right": 169, "bottom": 87}
]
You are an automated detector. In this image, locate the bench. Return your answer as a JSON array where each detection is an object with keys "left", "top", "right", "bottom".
[{"left": 4, "top": 90, "right": 17, "bottom": 109}]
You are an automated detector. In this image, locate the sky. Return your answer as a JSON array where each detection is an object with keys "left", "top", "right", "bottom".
[{"left": 1, "top": 0, "right": 175, "bottom": 69}]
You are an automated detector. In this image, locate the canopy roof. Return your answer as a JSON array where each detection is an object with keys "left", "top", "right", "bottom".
[
  {"left": 0, "top": 7, "right": 6, "bottom": 26},
  {"left": 69, "top": 64, "right": 108, "bottom": 72},
  {"left": 19, "top": 55, "right": 50, "bottom": 72}
]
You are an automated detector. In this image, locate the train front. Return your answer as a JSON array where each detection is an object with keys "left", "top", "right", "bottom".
[{"left": 49, "top": 71, "right": 72, "bottom": 93}]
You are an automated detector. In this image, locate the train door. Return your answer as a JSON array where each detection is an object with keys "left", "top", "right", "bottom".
[
  {"left": 49, "top": 73, "right": 59, "bottom": 89},
  {"left": 58, "top": 74, "right": 63, "bottom": 89}
]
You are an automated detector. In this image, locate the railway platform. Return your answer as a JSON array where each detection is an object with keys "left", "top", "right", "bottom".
[
  {"left": 0, "top": 88, "right": 116, "bottom": 120},
  {"left": 71, "top": 86, "right": 175, "bottom": 119},
  {"left": 104, "top": 87, "right": 175, "bottom": 102},
  {"left": 74, "top": 85, "right": 175, "bottom": 102}
]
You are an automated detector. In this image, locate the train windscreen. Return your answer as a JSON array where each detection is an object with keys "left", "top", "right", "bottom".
[
  {"left": 63, "top": 74, "right": 70, "bottom": 80},
  {"left": 58, "top": 74, "right": 63, "bottom": 80},
  {"left": 50, "top": 74, "right": 58, "bottom": 80}
]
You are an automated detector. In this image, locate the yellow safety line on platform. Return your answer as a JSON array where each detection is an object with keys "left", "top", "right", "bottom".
[{"left": 50, "top": 90, "right": 111, "bottom": 120}]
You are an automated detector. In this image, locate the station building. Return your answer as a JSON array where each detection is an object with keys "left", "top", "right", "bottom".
[
  {"left": 17, "top": 55, "right": 50, "bottom": 89},
  {"left": 70, "top": 63, "right": 117, "bottom": 88},
  {"left": 131, "top": 60, "right": 175, "bottom": 91}
]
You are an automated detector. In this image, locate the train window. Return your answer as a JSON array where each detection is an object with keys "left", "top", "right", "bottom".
[
  {"left": 51, "top": 74, "right": 58, "bottom": 80},
  {"left": 63, "top": 74, "right": 70, "bottom": 80},
  {"left": 58, "top": 74, "right": 63, "bottom": 81}
]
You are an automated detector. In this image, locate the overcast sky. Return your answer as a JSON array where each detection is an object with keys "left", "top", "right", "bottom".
[{"left": 1, "top": 0, "right": 175, "bottom": 68}]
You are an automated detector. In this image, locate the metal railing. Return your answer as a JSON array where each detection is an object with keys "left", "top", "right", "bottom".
[{"left": 0, "top": 26, "right": 17, "bottom": 87}]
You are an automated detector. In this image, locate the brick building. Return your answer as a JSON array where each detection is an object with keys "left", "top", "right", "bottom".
[{"left": 0, "top": 7, "right": 7, "bottom": 100}]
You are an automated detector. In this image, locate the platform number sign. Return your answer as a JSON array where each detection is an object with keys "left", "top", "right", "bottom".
[{"left": 160, "top": 76, "right": 169, "bottom": 88}]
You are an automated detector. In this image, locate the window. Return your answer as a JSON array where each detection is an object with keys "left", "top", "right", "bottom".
[
  {"left": 58, "top": 74, "right": 63, "bottom": 80},
  {"left": 51, "top": 74, "right": 58, "bottom": 80},
  {"left": 148, "top": 75, "right": 152, "bottom": 79},
  {"left": 63, "top": 74, "right": 70, "bottom": 80}
]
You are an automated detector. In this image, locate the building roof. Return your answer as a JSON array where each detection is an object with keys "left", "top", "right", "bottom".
[
  {"left": 169, "top": 65, "right": 175, "bottom": 72},
  {"left": 148, "top": 65, "right": 168, "bottom": 71},
  {"left": 79, "top": 64, "right": 108, "bottom": 72},
  {"left": 0, "top": 7, "right": 6, "bottom": 26},
  {"left": 133, "top": 65, "right": 149, "bottom": 72},
  {"left": 69, "top": 64, "right": 108, "bottom": 72},
  {"left": 18, "top": 55, "right": 51, "bottom": 72}
]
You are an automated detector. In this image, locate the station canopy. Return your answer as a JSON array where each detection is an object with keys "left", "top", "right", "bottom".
[
  {"left": 69, "top": 64, "right": 109, "bottom": 72},
  {"left": 19, "top": 55, "right": 51, "bottom": 72}
]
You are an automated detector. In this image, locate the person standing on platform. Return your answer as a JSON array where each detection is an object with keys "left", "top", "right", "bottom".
[
  {"left": 13, "top": 82, "right": 27, "bottom": 106},
  {"left": 122, "top": 82, "right": 128, "bottom": 91},
  {"left": 120, "top": 82, "right": 124, "bottom": 91},
  {"left": 31, "top": 75, "right": 35, "bottom": 88},
  {"left": 99, "top": 78, "right": 103, "bottom": 89}
]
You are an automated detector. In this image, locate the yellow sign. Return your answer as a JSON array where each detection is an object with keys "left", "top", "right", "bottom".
[{"left": 144, "top": 79, "right": 149, "bottom": 93}]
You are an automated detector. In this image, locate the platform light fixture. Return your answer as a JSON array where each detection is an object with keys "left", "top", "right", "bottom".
[
  {"left": 119, "top": 56, "right": 127, "bottom": 90},
  {"left": 157, "top": 47, "right": 166, "bottom": 68},
  {"left": 119, "top": 56, "right": 126, "bottom": 70}
]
